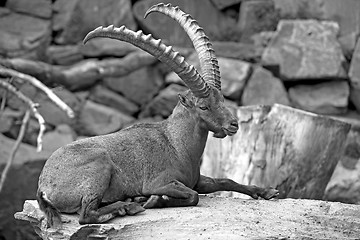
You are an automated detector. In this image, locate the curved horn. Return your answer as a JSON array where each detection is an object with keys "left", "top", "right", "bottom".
[
  {"left": 83, "top": 25, "right": 210, "bottom": 98},
  {"left": 145, "top": 3, "right": 221, "bottom": 90}
]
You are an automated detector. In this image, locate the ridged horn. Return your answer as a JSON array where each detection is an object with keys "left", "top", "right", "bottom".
[
  {"left": 145, "top": 3, "right": 221, "bottom": 90},
  {"left": 83, "top": 25, "right": 210, "bottom": 98}
]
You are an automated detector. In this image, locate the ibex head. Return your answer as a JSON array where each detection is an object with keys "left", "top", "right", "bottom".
[{"left": 83, "top": 3, "right": 238, "bottom": 138}]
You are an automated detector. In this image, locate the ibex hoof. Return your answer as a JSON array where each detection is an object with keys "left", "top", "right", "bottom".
[
  {"left": 259, "top": 187, "right": 279, "bottom": 200},
  {"left": 124, "top": 203, "right": 146, "bottom": 216}
]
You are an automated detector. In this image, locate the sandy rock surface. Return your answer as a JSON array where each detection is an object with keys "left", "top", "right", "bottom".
[{"left": 15, "top": 196, "right": 360, "bottom": 240}]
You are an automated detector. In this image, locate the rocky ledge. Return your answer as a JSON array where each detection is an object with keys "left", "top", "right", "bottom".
[{"left": 15, "top": 196, "right": 360, "bottom": 240}]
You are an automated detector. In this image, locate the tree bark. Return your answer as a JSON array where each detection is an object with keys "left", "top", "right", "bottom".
[{"left": 202, "top": 104, "right": 351, "bottom": 199}]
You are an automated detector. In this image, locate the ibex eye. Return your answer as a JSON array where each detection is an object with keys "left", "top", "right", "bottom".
[{"left": 199, "top": 106, "right": 208, "bottom": 110}]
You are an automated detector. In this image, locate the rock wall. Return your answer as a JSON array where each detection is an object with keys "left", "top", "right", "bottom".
[{"left": 1, "top": 0, "right": 360, "bottom": 239}]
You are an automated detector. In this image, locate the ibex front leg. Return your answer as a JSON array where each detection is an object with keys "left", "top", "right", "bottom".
[
  {"left": 142, "top": 180, "right": 199, "bottom": 208},
  {"left": 194, "top": 175, "right": 279, "bottom": 200}
]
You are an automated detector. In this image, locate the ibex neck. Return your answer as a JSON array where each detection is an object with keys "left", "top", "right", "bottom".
[{"left": 166, "top": 104, "right": 208, "bottom": 163}]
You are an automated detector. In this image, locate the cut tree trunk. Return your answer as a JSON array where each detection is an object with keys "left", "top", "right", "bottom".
[
  {"left": 15, "top": 197, "right": 360, "bottom": 239},
  {"left": 202, "top": 104, "right": 351, "bottom": 199}
]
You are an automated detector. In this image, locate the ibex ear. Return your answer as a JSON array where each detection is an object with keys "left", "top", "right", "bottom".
[{"left": 178, "top": 93, "right": 194, "bottom": 108}]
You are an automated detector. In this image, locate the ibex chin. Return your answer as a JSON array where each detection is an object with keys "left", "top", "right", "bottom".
[{"left": 37, "top": 3, "right": 279, "bottom": 227}]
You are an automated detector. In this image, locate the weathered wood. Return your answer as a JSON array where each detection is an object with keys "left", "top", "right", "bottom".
[
  {"left": 202, "top": 104, "right": 351, "bottom": 199},
  {"left": 15, "top": 197, "right": 360, "bottom": 239},
  {"left": 0, "top": 51, "right": 157, "bottom": 90}
]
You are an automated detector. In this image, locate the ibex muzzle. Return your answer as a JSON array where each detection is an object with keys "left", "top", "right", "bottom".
[{"left": 37, "top": 3, "right": 278, "bottom": 227}]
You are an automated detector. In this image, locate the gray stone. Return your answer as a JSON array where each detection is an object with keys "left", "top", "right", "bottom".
[
  {"left": 274, "top": 0, "right": 360, "bottom": 57},
  {"left": 338, "top": 32, "right": 359, "bottom": 60},
  {"left": 47, "top": 45, "right": 83, "bottom": 66},
  {"left": 165, "top": 53, "right": 251, "bottom": 100},
  {"left": 350, "top": 87, "right": 360, "bottom": 113},
  {"left": 349, "top": 38, "right": 360, "bottom": 89},
  {"left": 241, "top": 67, "right": 290, "bottom": 106},
  {"left": 139, "top": 84, "right": 187, "bottom": 118},
  {"left": 15, "top": 197, "right": 360, "bottom": 239},
  {"left": 4, "top": 81, "right": 38, "bottom": 112},
  {"left": 42, "top": 124, "right": 75, "bottom": 153},
  {"left": 89, "top": 84, "right": 139, "bottom": 116},
  {"left": 288, "top": 81, "right": 349, "bottom": 115},
  {"left": 53, "top": 0, "right": 137, "bottom": 44},
  {"left": 132, "top": 0, "right": 236, "bottom": 47},
  {"left": 61, "top": 51, "right": 157, "bottom": 91},
  {"left": 218, "top": 57, "right": 251, "bottom": 100},
  {"left": 0, "top": 108, "right": 20, "bottom": 133},
  {"left": 0, "top": 9, "right": 51, "bottom": 60},
  {"left": 6, "top": 0, "right": 52, "bottom": 19},
  {"left": 261, "top": 20, "right": 347, "bottom": 80},
  {"left": 212, "top": 41, "right": 264, "bottom": 62},
  {"left": 74, "top": 100, "right": 134, "bottom": 136},
  {"left": 320, "top": 0, "right": 360, "bottom": 38},
  {"left": 238, "top": 0, "right": 280, "bottom": 43},
  {"left": 325, "top": 124, "right": 360, "bottom": 204},
  {"left": 80, "top": 38, "right": 138, "bottom": 57},
  {"left": 7, "top": 117, "right": 44, "bottom": 147},
  {"left": 210, "top": 0, "right": 242, "bottom": 10},
  {"left": 104, "top": 66, "right": 164, "bottom": 106},
  {"left": 35, "top": 87, "right": 84, "bottom": 127}
]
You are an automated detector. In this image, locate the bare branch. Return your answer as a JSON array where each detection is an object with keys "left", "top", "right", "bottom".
[
  {"left": 0, "top": 67, "right": 75, "bottom": 118},
  {"left": 0, "top": 80, "right": 46, "bottom": 151},
  {"left": 0, "top": 110, "right": 30, "bottom": 193}
]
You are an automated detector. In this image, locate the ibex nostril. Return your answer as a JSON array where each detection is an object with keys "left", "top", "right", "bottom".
[{"left": 230, "top": 120, "right": 239, "bottom": 129}]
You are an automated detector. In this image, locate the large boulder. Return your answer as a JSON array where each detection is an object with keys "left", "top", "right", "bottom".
[
  {"left": 288, "top": 81, "right": 349, "bottom": 115},
  {"left": 237, "top": 0, "right": 279, "bottom": 43},
  {"left": 217, "top": 57, "right": 252, "bottom": 100},
  {"left": 42, "top": 124, "right": 76, "bottom": 153},
  {"left": 74, "top": 100, "right": 134, "bottom": 136},
  {"left": 53, "top": 0, "right": 137, "bottom": 44},
  {"left": 15, "top": 196, "right": 360, "bottom": 239},
  {"left": 0, "top": 9, "right": 51, "bottom": 60},
  {"left": 47, "top": 45, "right": 83, "bottom": 66},
  {"left": 241, "top": 67, "right": 290, "bottom": 106},
  {"left": 132, "top": 0, "right": 236, "bottom": 47},
  {"left": 261, "top": 20, "right": 347, "bottom": 80},
  {"left": 79, "top": 38, "right": 138, "bottom": 58},
  {"left": 104, "top": 66, "right": 164, "bottom": 107},
  {"left": 212, "top": 41, "right": 264, "bottom": 62},
  {"left": 89, "top": 84, "right": 139, "bottom": 116},
  {"left": 325, "top": 116, "right": 360, "bottom": 204},
  {"left": 139, "top": 84, "right": 188, "bottom": 119},
  {"left": 6, "top": 0, "right": 52, "bottom": 19}
]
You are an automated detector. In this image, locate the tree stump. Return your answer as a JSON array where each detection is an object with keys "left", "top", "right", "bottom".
[
  {"left": 14, "top": 197, "right": 360, "bottom": 239},
  {"left": 201, "top": 104, "right": 351, "bottom": 199}
]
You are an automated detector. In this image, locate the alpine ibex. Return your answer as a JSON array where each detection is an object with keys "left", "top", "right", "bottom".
[{"left": 37, "top": 3, "right": 279, "bottom": 227}]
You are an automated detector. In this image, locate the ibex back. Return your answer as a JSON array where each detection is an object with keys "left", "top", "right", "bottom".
[{"left": 37, "top": 3, "right": 279, "bottom": 227}]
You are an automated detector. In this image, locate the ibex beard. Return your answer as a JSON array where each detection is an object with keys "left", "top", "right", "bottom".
[{"left": 37, "top": 3, "right": 279, "bottom": 227}]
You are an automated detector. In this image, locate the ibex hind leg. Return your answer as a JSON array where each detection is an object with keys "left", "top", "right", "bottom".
[
  {"left": 194, "top": 175, "right": 279, "bottom": 200},
  {"left": 142, "top": 180, "right": 199, "bottom": 208},
  {"left": 79, "top": 195, "right": 145, "bottom": 224}
]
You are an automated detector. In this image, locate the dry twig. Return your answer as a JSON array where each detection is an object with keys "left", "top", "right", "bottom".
[
  {"left": 0, "top": 110, "right": 30, "bottom": 192},
  {"left": 0, "top": 80, "right": 45, "bottom": 151},
  {"left": 0, "top": 67, "right": 75, "bottom": 118}
]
